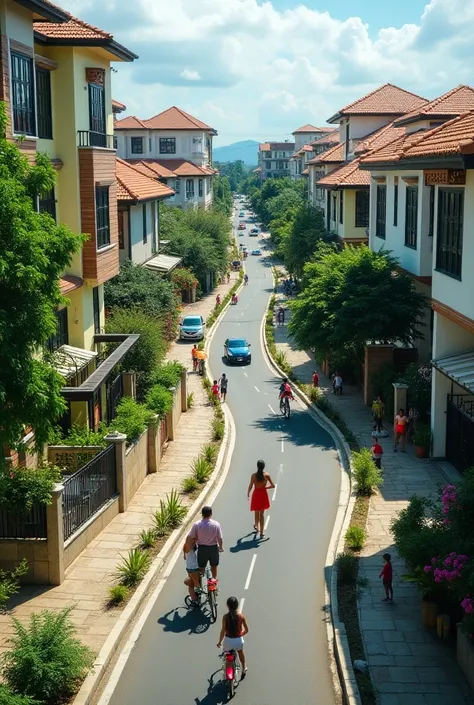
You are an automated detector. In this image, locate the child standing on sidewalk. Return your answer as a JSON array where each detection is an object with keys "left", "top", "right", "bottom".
[
  {"left": 380, "top": 553, "right": 393, "bottom": 603},
  {"left": 371, "top": 439, "right": 383, "bottom": 469}
]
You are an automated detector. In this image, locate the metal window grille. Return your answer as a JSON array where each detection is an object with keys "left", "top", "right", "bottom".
[
  {"left": 159, "top": 138, "right": 176, "bottom": 154},
  {"left": 436, "top": 188, "right": 463, "bottom": 279},
  {"left": 404, "top": 185, "right": 418, "bottom": 249},
  {"left": 11, "top": 52, "right": 35, "bottom": 135},
  {"left": 376, "top": 185, "right": 386, "bottom": 239},
  {"left": 36, "top": 67, "right": 52, "bottom": 139},
  {"left": 96, "top": 186, "right": 110, "bottom": 249},
  {"left": 355, "top": 190, "right": 369, "bottom": 228}
]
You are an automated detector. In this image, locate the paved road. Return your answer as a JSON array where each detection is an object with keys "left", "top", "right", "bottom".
[{"left": 106, "top": 207, "right": 341, "bottom": 705}]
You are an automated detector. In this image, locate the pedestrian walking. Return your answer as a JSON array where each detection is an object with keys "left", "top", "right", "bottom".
[
  {"left": 211, "top": 379, "right": 221, "bottom": 403},
  {"left": 227, "top": 272, "right": 231, "bottom": 284},
  {"left": 247, "top": 460, "right": 275, "bottom": 539},
  {"left": 333, "top": 372, "right": 343, "bottom": 395},
  {"left": 183, "top": 539, "right": 200, "bottom": 606},
  {"left": 216, "top": 294, "right": 221, "bottom": 307},
  {"left": 394, "top": 408, "right": 407, "bottom": 452},
  {"left": 312, "top": 371, "right": 319, "bottom": 388},
  {"left": 379, "top": 553, "right": 393, "bottom": 603},
  {"left": 219, "top": 373, "right": 228, "bottom": 402},
  {"left": 188, "top": 506, "right": 223, "bottom": 580},
  {"left": 191, "top": 344, "right": 199, "bottom": 372},
  {"left": 372, "top": 395, "right": 385, "bottom": 433},
  {"left": 277, "top": 307, "right": 285, "bottom": 326},
  {"left": 371, "top": 439, "right": 383, "bottom": 469}
]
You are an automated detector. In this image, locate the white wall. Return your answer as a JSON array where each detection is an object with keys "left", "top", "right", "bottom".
[
  {"left": 115, "top": 129, "right": 212, "bottom": 166},
  {"left": 4, "top": 0, "right": 34, "bottom": 47},
  {"left": 347, "top": 115, "right": 393, "bottom": 140},
  {"left": 129, "top": 201, "right": 154, "bottom": 265}
]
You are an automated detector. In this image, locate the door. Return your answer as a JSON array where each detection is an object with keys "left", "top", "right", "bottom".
[{"left": 88, "top": 83, "right": 106, "bottom": 147}]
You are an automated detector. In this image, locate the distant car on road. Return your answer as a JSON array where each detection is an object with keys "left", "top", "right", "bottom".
[
  {"left": 238, "top": 223, "right": 246, "bottom": 230},
  {"left": 224, "top": 337, "right": 251, "bottom": 365},
  {"left": 231, "top": 260, "right": 242, "bottom": 271},
  {"left": 179, "top": 315, "right": 206, "bottom": 341},
  {"left": 239, "top": 211, "right": 245, "bottom": 217},
  {"left": 251, "top": 248, "right": 261, "bottom": 256},
  {"left": 250, "top": 228, "right": 259, "bottom": 234}
]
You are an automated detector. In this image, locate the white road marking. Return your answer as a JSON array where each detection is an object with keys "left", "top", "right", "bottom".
[
  {"left": 244, "top": 372, "right": 248, "bottom": 377},
  {"left": 239, "top": 597, "right": 245, "bottom": 611},
  {"left": 264, "top": 515, "right": 270, "bottom": 531},
  {"left": 254, "top": 386, "right": 260, "bottom": 392},
  {"left": 268, "top": 404, "right": 276, "bottom": 415},
  {"left": 244, "top": 554, "right": 257, "bottom": 590},
  {"left": 281, "top": 438, "right": 284, "bottom": 453},
  {"left": 272, "top": 484, "right": 278, "bottom": 501},
  {"left": 279, "top": 463, "right": 283, "bottom": 475}
]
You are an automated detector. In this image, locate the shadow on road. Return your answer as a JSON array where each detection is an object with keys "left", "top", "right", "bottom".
[
  {"left": 194, "top": 670, "right": 233, "bottom": 705},
  {"left": 158, "top": 606, "right": 211, "bottom": 635},
  {"left": 229, "top": 531, "right": 269, "bottom": 553},
  {"left": 251, "top": 409, "right": 335, "bottom": 450}
]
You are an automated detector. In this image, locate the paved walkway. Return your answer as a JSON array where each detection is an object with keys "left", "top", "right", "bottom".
[
  {"left": 272, "top": 286, "right": 474, "bottom": 705},
  {"left": 0, "top": 273, "right": 238, "bottom": 658}
]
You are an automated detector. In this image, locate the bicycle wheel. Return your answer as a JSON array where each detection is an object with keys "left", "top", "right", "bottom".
[
  {"left": 285, "top": 399, "right": 291, "bottom": 419},
  {"left": 208, "top": 589, "right": 218, "bottom": 623},
  {"left": 228, "top": 674, "right": 235, "bottom": 699}
]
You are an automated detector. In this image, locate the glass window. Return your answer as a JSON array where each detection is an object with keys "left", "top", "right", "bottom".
[
  {"left": 393, "top": 183, "right": 398, "bottom": 226},
  {"left": 331, "top": 195, "right": 337, "bottom": 222},
  {"left": 436, "top": 188, "right": 463, "bottom": 279},
  {"left": 36, "top": 67, "right": 52, "bottom": 139},
  {"left": 142, "top": 203, "right": 147, "bottom": 244},
  {"left": 131, "top": 137, "right": 143, "bottom": 154},
  {"left": 95, "top": 186, "right": 110, "bottom": 249},
  {"left": 38, "top": 188, "right": 56, "bottom": 220},
  {"left": 159, "top": 138, "right": 176, "bottom": 154},
  {"left": 265, "top": 161, "right": 271, "bottom": 169},
  {"left": 92, "top": 286, "right": 101, "bottom": 334},
  {"left": 88, "top": 82, "right": 106, "bottom": 146},
  {"left": 174, "top": 178, "right": 181, "bottom": 194},
  {"left": 339, "top": 191, "right": 344, "bottom": 225},
  {"left": 405, "top": 186, "right": 418, "bottom": 249},
  {"left": 355, "top": 190, "right": 369, "bottom": 228},
  {"left": 186, "top": 179, "right": 194, "bottom": 199},
  {"left": 11, "top": 52, "right": 35, "bottom": 135},
  {"left": 46, "top": 308, "right": 68, "bottom": 352},
  {"left": 428, "top": 185, "right": 435, "bottom": 237},
  {"left": 198, "top": 179, "right": 203, "bottom": 197},
  {"left": 376, "top": 185, "right": 386, "bottom": 239}
]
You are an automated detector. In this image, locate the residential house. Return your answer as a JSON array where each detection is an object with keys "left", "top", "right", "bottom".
[
  {"left": 114, "top": 106, "right": 217, "bottom": 209},
  {"left": 257, "top": 141, "right": 295, "bottom": 181},
  {"left": 0, "top": 0, "right": 140, "bottom": 438},
  {"left": 309, "top": 84, "right": 428, "bottom": 243},
  {"left": 116, "top": 157, "right": 181, "bottom": 274},
  {"left": 307, "top": 141, "right": 344, "bottom": 210},
  {"left": 292, "top": 124, "right": 334, "bottom": 151},
  {"left": 112, "top": 98, "right": 126, "bottom": 116},
  {"left": 290, "top": 124, "right": 334, "bottom": 180},
  {"left": 307, "top": 129, "right": 340, "bottom": 204}
]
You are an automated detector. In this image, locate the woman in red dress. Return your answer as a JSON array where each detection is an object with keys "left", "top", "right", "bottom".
[{"left": 247, "top": 460, "right": 275, "bottom": 539}]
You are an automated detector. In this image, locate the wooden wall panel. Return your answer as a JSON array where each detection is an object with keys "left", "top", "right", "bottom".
[{"left": 0, "top": 34, "right": 11, "bottom": 138}]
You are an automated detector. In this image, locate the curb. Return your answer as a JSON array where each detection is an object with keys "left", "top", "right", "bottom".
[{"left": 261, "top": 284, "right": 363, "bottom": 705}]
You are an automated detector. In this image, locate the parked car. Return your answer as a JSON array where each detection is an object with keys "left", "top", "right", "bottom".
[
  {"left": 238, "top": 223, "right": 246, "bottom": 230},
  {"left": 224, "top": 337, "right": 251, "bottom": 364},
  {"left": 251, "top": 249, "right": 261, "bottom": 256},
  {"left": 239, "top": 211, "right": 245, "bottom": 217},
  {"left": 179, "top": 315, "right": 206, "bottom": 341},
  {"left": 231, "top": 260, "right": 242, "bottom": 271}
]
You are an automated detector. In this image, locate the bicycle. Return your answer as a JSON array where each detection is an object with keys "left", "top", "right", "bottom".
[
  {"left": 185, "top": 565, "right": 218, "bottom": 622},
  {"left": 279, "top": 395, "right": 291, "bottom": 419},
  {"left": 220, "top": 649, "right": 240, "bottom": 699}
]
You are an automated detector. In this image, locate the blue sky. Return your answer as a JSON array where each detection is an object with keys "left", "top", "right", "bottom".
[{"left": 61, "top": 0, "right": 474, "bottom": 148}]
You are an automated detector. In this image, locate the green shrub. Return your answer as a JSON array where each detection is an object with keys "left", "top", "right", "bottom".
[
  {"left": 308, "top": 386, "right": 323, "bottom": 404},
  {"left": 112, "top": 397, "right": 152, "bottom": 445},
  {"left": 202, "top": 443, "right": 218, "bottom": 465},
  {"left": 0, "top": 465, "right": 61, "bottom": 513},
  {"left": 152, "top": 361, "right": 184, "bottom": 390},
  {"left": 192, "top": 456, "right": 212, "bottom": 484},
  {"left": 1, "top": 607, "right": 94, "bottom": 704},
  {"left": 187, "top": 392, "right": 195, "bottom": 409},
  {"left": 345, "top": 526, "right": 366, "bottom": 552},
  {"left": 413, "top": 423, "right": 431, "bottom": 448},
  {"left": 139, "top": 529, "right": 155, "bottom": 549},
  {"left": 0, "top": 685, "right": 40, "bottom": 705},
  {"left": 352, "top": 448, "right": 383, "bottom": 496},
  {"left": 153, "top": 504, "right": 170, "bottom": 537},
  {"left": 0, "top": 559, "right": 28, "bottom": 609},
  {"left": 116, "top": 549, "right": 151, "bottom": 587},
  {"left": 60, "top": 423, "right": 109, "bottom": 448},
  {"left": 182, "top": 476, "right": 199, "bottom": 493},
  {"left": 107, "top": 585, "right": 129, "bottom": 606},
  {"left": 212, "top": 418, "right": 225, "bottom": 441},
  {"left": 274, "top": 349, "right": 292, "bottom": 375},
  {"left": 164, "top": 489, "right": 187, "bottom": 528},
  {"left": 336, "top": 551, "right": 358, "bottom": 584},
  {"left": 390, "top": 496, "right": 446, "bottom": 569},
  {"left": 202, "top": 377, "right": 211, "bottom": 390},
  {"left": 398, "top": 362, "right": 432, "bottom": 421},
  {"left": 146, "top": 385, "right": 173, "bottom": 419}
]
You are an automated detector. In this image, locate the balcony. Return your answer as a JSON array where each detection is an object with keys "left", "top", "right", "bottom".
[{"left": 78, "top": 130, "right": 115, "bottom": 150}]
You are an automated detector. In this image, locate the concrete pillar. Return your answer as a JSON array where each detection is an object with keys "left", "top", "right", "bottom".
[
  {"left": 105, "top": 432, "right": 128, "bottom": 512},
  {"left": 147, "top": 414, "right": 160, "bottom": 474},
  {"left": 392, "top": 383, "right": 408, "bottom": 420},
  {"left": 168, "top": 386, "right": 177, "bottom": 440},
  {"left": 46, "top": 483, "right": 64, "bottom": 586},
  {"left": 122, "top": 371, "right": 136, "bottom": 400},
  {"left": 181, "top": 369, "right": 188, "bottom": 412},
  {"left": 431, "top": 370, "right": 450, "bottom": 458}
]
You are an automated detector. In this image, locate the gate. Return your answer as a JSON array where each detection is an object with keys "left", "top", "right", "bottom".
[
  {"left": 106, "top": 373, "right": 123, "bottom": 424},
  {"left": 446, "top": 394, "right": 474, "bottom": 474}
]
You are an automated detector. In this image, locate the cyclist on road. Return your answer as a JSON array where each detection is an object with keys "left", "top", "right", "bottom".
[
  {"left": 244, "top": 273, "right": 249, "bottom": 285},
  {"left": 183, "top": 539, "right": 200, "bottom": 606},
  {"left": 188, "top": 506, "right": 223, "bottom": 580},
  {"left": 217, "top": 597, "right": 249, "bottom": 677},
  {"left": 279, "top": 378, "right": 294, "bottom": 411}
]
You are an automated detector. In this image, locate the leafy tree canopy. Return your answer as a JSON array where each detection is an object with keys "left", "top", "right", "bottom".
[
  {"left": 214, "top": 160, "right": 249, "bottom": 192},
  {"left": 0, "top": 103, "right": 84, "bottom": 461},
  {"left": 283, "top": 205, "right": 328, "bottom": 277},
  {"left": 212, "top": 174, "right": 233, "bottom": 216},
  {"left": 288, "top": 245, "right": 426, "bottom": 362}
]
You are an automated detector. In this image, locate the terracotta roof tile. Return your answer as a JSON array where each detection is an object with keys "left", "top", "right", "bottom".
[
  {"left": 359, "top": 133, "right": 414, "bottom": 165},
  {"left": 310, "top": 130, "right": 339, "bottom": 146},
  {"left": 328, "top": 83, "right": 428, "bottom": 122},
  {"left": 127, "top": 158, "right": 216, "bottom": 178},
  {"left": 59, "top": 275, "right": 83, "bottom": 295},
  {"left": 402, "top": 111, "right": 474, "bottom": 159},
  {"left": 302, "top": 167, "right": 309, "bottom": 175},
  {"left": 144, "top": 106, "right": 215, "bottom": 132},
  {"left": 308, "top": 142, "right": 344, "bottom": 165},
  {"left": 293, "top": 124, "right": 334, "bottom": 133},
  {"left": 114, "top": 115, "right": 147, "bottom": 129},
  {"left": 259, "top": 142, "right": 295, "bottom": 151},
  {"left": 394, "top": 85, "right": 474, "bottom": 126},
  {"left": 116, "top": 158, "right": 174, "bottom": 202},
  {"left": 112, "top": 99, "right": 126, "bottom": 112}
]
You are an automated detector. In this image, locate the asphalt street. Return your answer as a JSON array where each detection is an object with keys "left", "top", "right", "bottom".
[{"left": 106, "top": 204, "right": 341, "bottom": 705}]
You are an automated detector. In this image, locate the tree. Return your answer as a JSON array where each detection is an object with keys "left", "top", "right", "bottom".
[
  {"left": 288, "top": 245, "right": 426, "bottom": 363},
  {"left": 214, "top": 160, "right": 249, "bottom": 192},
  {"left": 212, "top": 174, "right": 233, "bottom": 216},
  {"left": 0, "top": 103, "right": 84, "bottom": 462},
  {"left": 283, "top": 205, "right": 327, "bottom": 276}
]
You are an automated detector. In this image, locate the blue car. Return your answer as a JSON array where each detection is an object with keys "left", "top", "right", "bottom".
[
  {"left": 179, "top": 315, "right": 206, "bottom": 341},
  {"left": 224, "top": 337, "right": 251, "bottom": 365}
]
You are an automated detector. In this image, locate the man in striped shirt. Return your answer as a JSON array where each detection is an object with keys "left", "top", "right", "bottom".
[{"left": 188, "top": 506, "right": 223, "bottom": 579}]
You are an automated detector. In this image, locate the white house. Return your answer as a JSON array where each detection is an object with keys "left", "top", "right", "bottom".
[
  {"left": 114, "top": 107, "right": 217, "bottom": 209},
  {"left": 306, "top": 130, "right": 340, "bottom": 204},
  {"left": 257, "top": 141, "right": 295, "bottom": 181},
  {"left": 289, "top": 125, "right": 334, "bottom": 180},
  {"left": 292, "top": 124, "right": 334, "bottom": 152}
]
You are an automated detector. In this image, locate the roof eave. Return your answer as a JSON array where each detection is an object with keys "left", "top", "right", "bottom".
[
  {"left": 33, "top": 33, "right": 138, "bottom": 61},
  {"left": 17, "top": 0, "right": 69, "bottom": 22},
  {"left": 359, "top": 154, "right": 466, "bottom": 171},
  {"left": 395, "top": 113, "right": 458, "bottom": 127}
]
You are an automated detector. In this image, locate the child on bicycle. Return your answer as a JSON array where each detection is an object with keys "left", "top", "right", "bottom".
[{"left": 183, "top": 539, "right": 200, "bottom": 605}]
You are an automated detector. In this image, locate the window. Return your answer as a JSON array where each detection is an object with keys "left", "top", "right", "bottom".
[
  {"left": 95, "top": 186, "right": 110, "bottom": 249},
  {"left": 46, "top": 308, "right": 68, "bottom": 352},
  {"left": 186, "top": 179, "right": 195, "bottom": 199},
  {"left": 198, "top": 179, "right": 203, "bottom": 197},
  {"left": 355, "top": 190, "right": 369, "bottom": 228},
  {"left": 265, "top": 151, "right": 272, "bottom": 158},
  {"left": 265, "top": 161, "right": 271, "bottom": 169},
  {"left": 35, "top": 67, "right": 52, "bottom": 139},
  {"left": 277, "top": 161, "right": 284, "bottom": 170},
  {"left": 428, "top": 185, "right": 435, "bottom": 237},
  {"left": 142, "top": 204, "right": 147, "bottom": 244},
  {"left": 436, "top": 188, "right": 464, "bottom": 279},
  {"left": 375, "top": 185, "right": 386, "bottom": 239},
  {"left": 393, "top": 183, "right": 398, "bottom": 226},
  {"left": 405, "top": 186, "right": 418, "bottom": 249},
  {"left": 331, "top": 195, "right": 337, "bottom": 222},
  {"left": 174, "top": 178, "right": 181, "bottom": 194},
  {"left": 39, "top": 188, "right": 56, "bottom": 220},
  {"left": 339, "top": 191, "right": 344, "bottom": 224},
  {"left": 149, "top": 138, "right": 152, "bottom": 151},
  {"left": 11, "top": 52, "right": 35, "bottom": 135},
  {"left": 131, "top": 137, "right": 143, "bottom": 154},
  {"left": 159, "top": 138, "right": 176, "bottom": 154},
  {"left": 88, "top": 82, "right": 106, "bottom": 145},
  {"left": 92, "top": 286, "right": 101, "bottom": 334}
]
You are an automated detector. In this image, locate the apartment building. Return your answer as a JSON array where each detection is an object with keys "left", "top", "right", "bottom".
[
  {"left": 114, "top": 107, "right": 217, "bottom": 209},
  {"left": 307, "top": 129, "right": 340, "bottom": 204},
  {"left": 257, "top": 141, "right": 295, "bottom": 181},
  {"left": 292, "top": 124, "right": 334, "bottom": 151},
  {"left": 289, "top": 124, "right": 334, "bottom": 180},
  {"left": 0, "top": 0, "right": 139, "bottom": 434}
]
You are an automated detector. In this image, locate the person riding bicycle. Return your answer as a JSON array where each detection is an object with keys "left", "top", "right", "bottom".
[
  {"left": 244, "top": 273, "right": 249, "bottom": 285},
  {"left": 278, "top": 378, "right": 293, "bottom": 407}
]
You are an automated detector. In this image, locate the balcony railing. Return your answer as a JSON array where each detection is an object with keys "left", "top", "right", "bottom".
[{"left": 78, "top": 130, "right": 115, "bottom": 149}]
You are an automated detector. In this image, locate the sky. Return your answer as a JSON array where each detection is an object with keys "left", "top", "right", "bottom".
[{"left": 61, "top": 0, "right": 474, "bottom": 147}]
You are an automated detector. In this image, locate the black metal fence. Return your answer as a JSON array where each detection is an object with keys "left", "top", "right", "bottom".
[
  {"left": 62, "top": 444, "right": 117, "bottom": 541},
  {"left": 0, "top": 503, "right": 47, "bottom": 539},
  {"left": 106, "top": 373, "right": 123, "bottom": 424},
  {"left": 446, "top": 394, "right": 474, "bottom": 474}
]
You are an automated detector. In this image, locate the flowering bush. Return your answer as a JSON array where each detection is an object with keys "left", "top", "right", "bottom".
[
  {"left": 441, "top": 484, "right": 456, "bottom": 524},
  {"left": 398, "top": 362, "right": 432, "bottom": 421},
  {"left": 424, "top": 553, "right": 468, "bottom": 583},
  {"left": 461, "top": 596, "right": 474, "bottom": 614}
]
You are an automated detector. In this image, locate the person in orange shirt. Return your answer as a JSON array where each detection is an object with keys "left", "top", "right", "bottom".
[{"left": 191, "top": 344, "right": 198, "bottom": 372}]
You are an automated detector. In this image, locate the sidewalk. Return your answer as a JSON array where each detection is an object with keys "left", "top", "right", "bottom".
[
  {"left": 272, "top": 289, "right": 474, "bottom": 704},
  {"left": 0, "top": 273, "right": 238, "bottom": 658}
]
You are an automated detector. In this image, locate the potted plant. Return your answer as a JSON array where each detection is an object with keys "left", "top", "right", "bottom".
[
  {"left": 402, "top": 568, "right": 439, "bottom": 627},
  {"left": 413, "top": 423, "right": 431, "bottom": 458}
]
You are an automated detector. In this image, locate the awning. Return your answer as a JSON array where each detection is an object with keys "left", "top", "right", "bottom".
[
  {"left": 60, "top": 275, "right": 83, "bottom": 295},
  {"left": 144, "top": 254, "right": 182, "bottom": 273},
  {"left": 433, "top": 351, "right": 474, "bottom": 394},
  {"left": 52, "top": 345, "right": 97, "bottom": 380}
]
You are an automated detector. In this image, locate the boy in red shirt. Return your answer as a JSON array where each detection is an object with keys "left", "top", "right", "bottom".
[
  {"left": 371, "top": 439, "right": 383, "bottom": 469},
  {"left": 379, "top": 553, "right": 393, "bottom": 603},
  {"left": 312, "top": 371, "right": 319, "bottom": 387},
  {"left": 211, "top": 380, "right": 220, "bottom": 402}
]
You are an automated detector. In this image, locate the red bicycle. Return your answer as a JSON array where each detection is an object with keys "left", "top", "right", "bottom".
[{"left": 221, "top": 649, "right": 240, "bottom": 699}]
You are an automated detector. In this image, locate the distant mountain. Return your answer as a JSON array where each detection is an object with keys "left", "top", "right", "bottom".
[{"left": 213, "top": 140, "right": 260, "bottom": 165}]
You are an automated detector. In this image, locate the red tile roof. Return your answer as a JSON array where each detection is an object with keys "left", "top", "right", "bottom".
[
  {"left": 115, "top": 106, "right": 216, "bottom": 133},
  {"left": 402, "top": 111, "right": 474, "bottom": 160},
  {"left": 293, "top": 124, "right": 334, "bottom": 133},
  {"left": 328, "top": 83, "right": 428, "bottom": 123},
  {"left": 112, "top": 99, "right": 126, "bottom": 112},
  {"left": 127, "top": 159, "right": 217, "bottom": 178},
  {"left": 259, "top": 142, "right": 295, "bottom": 151},
  {"left": 307, "top": 142, "right": 344, "bottom": 165},
  {"left": 59, "top": 274, "right": 83, "bottom": 295},
  {"left": 302, "top": 167, "right": 309, "bottom": 175},
  {"left": 394, "top": 85, "right": 474, "bottom": 126},
  {"left": 116, "top": 158, "right": 175, "bottom": 202},
  {"left": 310, "top": 130, "right": 339, "bottom": 147}
]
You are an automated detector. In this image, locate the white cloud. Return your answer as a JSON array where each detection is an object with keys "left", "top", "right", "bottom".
[{"left": 58, "top": 0, "right": 474, "bottom": 145}]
